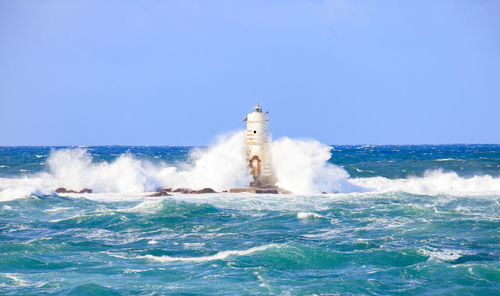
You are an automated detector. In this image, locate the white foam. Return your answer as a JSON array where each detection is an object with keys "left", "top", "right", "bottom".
[
  {"left": 0, "top": 131, "right": 250, "bottom": 200},
  {"left": 297, "top": 212, "right": 323, "bottom": 219},
  {"left": 183, "top": 242, "right": 206, "bottom": 248},
  {"left": 435, "top": 158, "right": 456, "bottom": 162},
  {"left": 2, "top": 132, "right": 500, "bottom": 200},
  {"left": 350, "top": 169, "right": 500, "bottom": 196},
  {"left": 271, "top": 137, "right": 358, "bottom": 194},
  {"left": 153, "top": 192, "right": 348, "bottom": 213},
  {"left": 418, "top": 247, "right": 465, "bottom": 261},
  {"left": 139, "top": 244, "right": 278, "bottom": 263},
  {"left": 0, "top": 131, "right": 358, "bottom": 200},
  {"left": 124, "top": 268, "right": 152, "bottom": 274},
  {"left": 302, "top": 229, "right": 341, "bottom": 240},
  {"left": 0, "top": 177, "right": 48, "bottom": 201}
]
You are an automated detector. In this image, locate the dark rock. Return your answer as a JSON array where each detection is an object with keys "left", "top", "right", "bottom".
[
  {"left": 192, "top": 188, "right": 216, "bottom": 194},
  {"left": 171, "top": 188, "right": 217, "bottom": 194},
  {"left": 55, "top": 188, "right": 77, "bottom": 193},
  {"left": 173, "top": 188, "right": 191, "bottom": 194},
  {"left": 148, "top": 188, "right": 171, "bottom": 197},
  {"left": 55, "top": 187, "right": 92, "bottom": 194}
]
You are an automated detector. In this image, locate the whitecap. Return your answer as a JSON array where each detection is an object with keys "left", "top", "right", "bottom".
[
  {"left": 183, "top": 242, "right": 206, "bottom": 248},
  {"left": 297, "top": 212, "right": 323, "bottom": 219},
  {"left": 139, "top": 244, "right": 279, "bottom": 263},
  {"left": 43, "top": 207, "right": 72, "bottom": 213},
  {"left": 435, "top": 158, "right": 461, "bottom": 162},
  {"left": 350, "top": 169, "right": 500, "bottom": 196},
  {"left": 418, "top": 247, "right": 466, "bottom": 262}
]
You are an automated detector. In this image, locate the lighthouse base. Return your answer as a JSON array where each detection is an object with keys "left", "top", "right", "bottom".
[
  {"left": 229, "top": 182, "right": 291, "bottom": 194},
  {"left": 250, "top": 176, "right": 278, "bottom": 188}
]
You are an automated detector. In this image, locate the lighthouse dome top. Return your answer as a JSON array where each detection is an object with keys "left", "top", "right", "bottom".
[{"left": 253, "top": 104, "right": 263, "bottom": 113}]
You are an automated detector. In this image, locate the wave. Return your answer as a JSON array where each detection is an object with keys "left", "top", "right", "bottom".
[
  {"left": 1, "top": 131, "right": 500, "bottom": 201},
  {"left": 350, "top": 170, "right": 500, "bottom": 196},
  {"left": 271, "top": 137, "right": 360, "bottom": 194},
  {"left": 0, "top": 132, "right": 251, "bottom": 201},
  {"left": 0, "top": 273, "right": 28, "bottom": 286},
  {"left": 297, "top": 212, "right": 324, "bottom": 219},
  {"left": 0, "top": 131, "right": 355, "bottom": 200},
  {"left": 417, "top": 247, "right": 466, "bottom": 262},
  {"left": 139, "top": 244, "right": 279, "bottom": 263}
]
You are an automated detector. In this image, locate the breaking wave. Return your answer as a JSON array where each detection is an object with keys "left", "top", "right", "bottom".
[
  {"left": 0, "top": 131, "right": 250, "bottom": 200},
  {"left": 0, "top": 131, "right": 355, "bottom": 199},
  {"left": 139, "top": 244, "right": 279, "bottom": 263},
  {"left": 1, "top": 131, "right": 500, "bottom": 201},
  {"left": 350, "top": 170, "right": 500, "bottom": 196},
  {"left": 271, "top": 137, "right": 359, "bottom": 194}
]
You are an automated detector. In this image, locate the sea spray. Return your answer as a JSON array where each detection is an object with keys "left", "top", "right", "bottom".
[
  {"left": 270, "top": 137, "right": 356, "bottom": 194},
  {"left": 1, "top": 144, "right": 500, "bottom": 294},
  {"left": 2, "top": 136, "right": 500, "bottom": 200},
  {"left": 45, "top": 131, "right": 251, "bottom": 193},
  {"left": 0, "top": 131, "right": 355, "bottom": 198},
  {"left": 175, "top": 131, "right": 251, "bottom": 191},
  {"left": 48, "top": 148, "right": 157, "bottom": 193},
  {"left": 351, "top": 169, "right": 500, "bottom": 196}
]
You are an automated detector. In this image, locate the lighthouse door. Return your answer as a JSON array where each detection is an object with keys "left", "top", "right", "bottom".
[{"left": 249, "top": 155, "right": 261, "bottom": 177}]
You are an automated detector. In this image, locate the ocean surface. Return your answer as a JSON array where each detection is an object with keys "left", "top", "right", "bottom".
[{"left": 0, "top": 141, "right": 499, "bottom": 295}]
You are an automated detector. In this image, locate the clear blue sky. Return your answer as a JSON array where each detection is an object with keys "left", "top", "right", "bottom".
[{"left": 1, "top": 0, "right": 499, "bottom": 145}]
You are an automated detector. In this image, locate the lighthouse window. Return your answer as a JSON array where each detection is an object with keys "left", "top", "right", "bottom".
[{"left": 254, "top": 130, "right": 257, "bottom": 134}]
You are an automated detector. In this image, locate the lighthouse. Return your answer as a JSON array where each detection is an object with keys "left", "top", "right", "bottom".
[
  {"left": 243, "top": 105, "right": 276, "bottom": 188},
  {"left": 230, "top": 105, "right": 280, "bottom": 193}
]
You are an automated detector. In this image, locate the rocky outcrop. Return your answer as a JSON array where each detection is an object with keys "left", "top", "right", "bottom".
[
  {"left": 193, "top": 188, "right": 216, "bottom": 194},
  {"left": 147, "top": 188, "right": 172, "bottom": 197},
  {"left": 173, "top": 188, "right": 191, "bottom": 194},
  {"left": 150, "top": 187, "right": 217, "bottom": 195},
  {"left": 55, "top": 188, "right": 93, "bottom": 194}
]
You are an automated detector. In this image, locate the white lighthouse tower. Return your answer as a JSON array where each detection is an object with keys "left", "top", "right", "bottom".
[{"left": 243, "top": 104, "right": 276, "bottom": 188}]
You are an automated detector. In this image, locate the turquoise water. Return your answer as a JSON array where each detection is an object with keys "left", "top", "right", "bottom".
[{"left": 0, "top": 145, "right": 499, "bottom": 295}]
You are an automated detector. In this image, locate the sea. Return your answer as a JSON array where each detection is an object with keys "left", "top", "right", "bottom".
[{"left": 0, "top": 133, "right": 499, "bottom": 295}]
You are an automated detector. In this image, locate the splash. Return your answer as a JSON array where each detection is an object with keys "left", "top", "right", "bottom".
[
  {"left": 0, "top": 131, "right": 251, "bottom": 200},
  {"left": 350, "top": 169, "right": 500, "bottom": 196},
  {"left": 0, "top": 131, "right": 357, "bottom": 200},
  {"left": 270, "top": 137, "right": 358, "bottom": 194},
  {"left": 46, "top": 131, "right": 251, "bottom": 194},
  {"left": 2, "top": 131, "right": 500, "bottom": 201}
]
